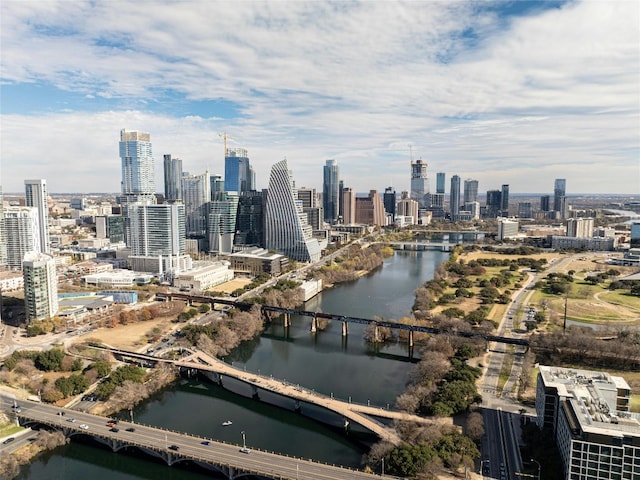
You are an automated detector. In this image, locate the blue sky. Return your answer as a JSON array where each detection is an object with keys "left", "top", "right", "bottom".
[{"left": 1, "top": 0, "right": 638, "bottom": 195}]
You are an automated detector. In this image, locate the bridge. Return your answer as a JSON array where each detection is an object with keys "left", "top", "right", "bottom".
[
  {"left": 155, "top": 292, "right": 530, "bottom": 348},
  {"left": 102, "top": 346, "right": 454, "bottom": 445},
  {"left": 385, "top": 241, "right": 452, "bottom": 252},
  {"left": 4, "top": 396, "right": 397, "bottom": 480}
]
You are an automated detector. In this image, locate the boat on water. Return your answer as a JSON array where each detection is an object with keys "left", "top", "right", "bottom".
[{"left": 222, "top": 420, "right": 233, "bottom": 426}]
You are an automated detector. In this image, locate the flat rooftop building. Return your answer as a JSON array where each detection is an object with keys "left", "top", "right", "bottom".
[{"left": 536, "top": 365, "right": 639, "bottom": 480}]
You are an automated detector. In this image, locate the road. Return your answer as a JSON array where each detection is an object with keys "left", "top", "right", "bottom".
[{"left": 1, "top": 395, "right": 398, "bottom": 480}]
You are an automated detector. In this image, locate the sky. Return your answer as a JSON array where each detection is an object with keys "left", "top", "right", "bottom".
[{"left": 1, "top": 0, "right": 639, "bottom": 196}]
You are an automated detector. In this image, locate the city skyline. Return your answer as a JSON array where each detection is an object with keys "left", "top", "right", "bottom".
[{"left": 1, "top": 1, "right": 639, "bottom": 195}]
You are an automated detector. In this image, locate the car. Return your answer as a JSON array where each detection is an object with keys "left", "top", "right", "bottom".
[
  {"left": 110, "top": 427, "right": 119, "bottom": 433},
  {"left": 169, "top": 444, "right": 180, "bottom": 451},
  {"left": 14, "top": 408, "right": 22, "bottom": 413},
  {"left": 200, "top": 440, "right": 210, "bottom": 445},
  {"left": 240, "top": 447, "right": 251, "bottom": 454},
  {"left": 79, "top": 424, "right": 89, "bottom": 430},
  {"left": 125, "top": 427, "right": 135, "bottom": 432},
  {"left": 3, "top": 437, "right": 16, "bottom": 445},
  {"left": 58, "top": 411, "right": 65, "bottom": 416},
  {"left": 66, "top": 418, "right": 76, "bottom": 423}
]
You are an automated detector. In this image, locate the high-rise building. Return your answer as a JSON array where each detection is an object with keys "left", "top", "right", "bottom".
[
  {"left": 436, "top": 172, "right": 446, "bottom": 194},
  {"left": 497, "top": 218, "right": 519, "bottom": 240},
  {"left": 297, "top": 187, "right": 317, "bottom": 208},
  {"left": 383, "top": 187, "right": 396, "bottom": 220},
  {"left": 4, "top": 207, "right": 41, "bottom": 270},
  {"left": 518, "top": 202, "right": 533, "bottom": 219},
  {"left": 95, "top": 215, "right": 125, "bottom": 244},
  {"left": 355, "top": 190, "right": 386, "bottom": 227},
  {"left": 567, "top": 218, "right": 594, "bottom": 238},
  {"left": 323, "top": 159, "right": 340, "bottom": 224},
  {"left": 397, "top": 197, "right": 419, "bottom": 222},
  {"left": 127, "top": 204, "right": 185, "bottom": 256},
  {"left": 554, "top": 178, "right": 567, "bottom": 218},
  {"left": 24, "top": 179, "right": 50, "bottom": 253},
  {"left": 485, "top": 190, "right": 502, "bottom": 218},
  {"left": 210, "top": 174, "right": 224, "bottom": 197},
  {"left": 225, "top": 148, "right": 253, "bottom": 193},
  {"left": 338, "top": 180, "right": 345, "bottom": 220},
  {"left": 265, "top": 159, "right": 321, "bottom": 263},
  {"left": 23, "top": 252, "right": 58, "bottom": 322},
  {"left": 410, "top": 159, "right": 429, "bottom": 208},
  {"left": 234, "top": 190, "right": 265, "bottom": 248},
  {"left": 342, "top": 187, "right": 356, "bottom": 224},
  {"left": 501, "top": 184, "right": 510, "bottom": 214},
  {"left": 449, "top": 175, "right": 461, "bottom": 219},
  {"left": 163, "top": 154, "right": 183, "bottom": 203},
  {"left": 298, "top": 188, "right": 322, "bottom": 230},
  {"left": 182, "top": 171, "right": 210, "bottom": 239},
  {"left": 0, "top": 186, "right": 6, "bottom": 266},
  {"left": 119, "top": 130, "right": 155, "bottom": 202},
  {"left": 463, "top": 179, "right": 479, "bottom": 204},
  {"left": 540, "top": 195, "right": 551, "bottom": 212},
  {"left": 208, "top": 192, "right": 239, "bottom": 254}
]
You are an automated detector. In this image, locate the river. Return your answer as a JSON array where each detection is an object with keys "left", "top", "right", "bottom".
[{"left": 17, "top": 250, "right": 449, "bottom": 480}]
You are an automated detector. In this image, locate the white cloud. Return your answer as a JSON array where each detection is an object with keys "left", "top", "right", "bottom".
[{"left": 1, "top": 0, "right": 638, "bottom": 195}]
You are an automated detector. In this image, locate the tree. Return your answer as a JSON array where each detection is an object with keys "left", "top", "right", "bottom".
[
  {"left": 92, "top": 360, "right": 111, "bottom": 378},
  {"left": 465, "top": 411, "right": 485, "bottom": 442},
  {"left": 35, "top": 349, "right": 65, "bottom": 371}
]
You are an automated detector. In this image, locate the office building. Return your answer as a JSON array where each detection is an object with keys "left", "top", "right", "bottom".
[
  {"left": 497, "top": 218, "right": 519, "bottom": 240},
  {"left": 163, "top": 154, "right": 183, "bottom": 203},
  {"left": 501, "top": 184, "right": 510, "bottom": 215},
  {"left": 297, "top": 187, "right": 317, "bottom": 208},
  {"left": 24, "top": 179, "right": 50, "bottom": 253},
  {"left": 4, "top": 207, "right": 41, "bottom": 270},
  {"left": 119, "top": 130, "right": 155, "bottom": 203},
  {"left": 554, "top": 178, "right": 567, "bottom": 218},
  {"left": 229, "top": 247, "right": 289, "bottom": 276},
  {"left": 450, "top": 175, "right": 461, "bottom": 220},
  {"left": 355, "top": 191, "right": 386, "bottom": 227},
  {"left": 70, "top": 197, "right": 87, "bottom": 210},
  {"left": 265, "top": 159, "right": 321, "bottom": 263},
  {"left": 341, "top": 187, "right": 356, "bottom": 224},
  {"left": 234, "top": 190, "right": 265, "bottom": 248},
  {"left": 0, "top": 186, "right": 6, "bottom": 266},
  {"left": 182, "top": 171, "right": 210, "bottom": 238},
  {"left": 173, "top": 261, "right": 234, "bottom": 292},
  {"left": 23, "top": 252, "right": 58, "bottom": 322},
  {"left": 463, "top": 179, "right": 479, "bottom": 204},
  {"left": 536, "top": 365, "right": 639, "bottom": 480},
  {"left": 397, "top": 197, "right": 419, "bottom": 223},
  {"left": 410, "top": 159, "right": 429, "bottom": 207},
  {"left": 127, "top": 203, "right": 185, "bottom": 256},
  {"left": 383, "top": 187, "right": 396, "bottom": 220},
  {"left": 436, "top": 172, "right": 446, "bottom": 194},
  {"left": 210, "top": 173, "right": 224, "bottom": 196},
  {"left": 323, "top": 159, "right": 340, "bottom": 224},
  {"left": 95, "top": 215, "right": 125, "bottom": 244},
  {"left": 630, "top": 221, "right": 640, "bottom": 248},
  {"left": 485, "top": 190, "right": 502, "bottom": 218},
  {"left": 518, "top": 202, "right": 534, "bottom": 219},
  {"left": 567, "top": 218, "right": 594, "bottom": 238},
  {"left": 540, "top": 195, "right": 551, "bottom": 212},
  {"left": 225, "top": 148, "right": 253, "bottom": 193},
  {"left": 208, "top": 192, "right": 239, "bottom": 254}
]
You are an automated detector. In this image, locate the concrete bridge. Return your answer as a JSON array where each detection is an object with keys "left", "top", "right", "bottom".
[
  {"left": 102, "top": 346, "right": 454, "bottom": 445},
  {"left": 4, "top": 396, "right": 397, "bottom": 480}
]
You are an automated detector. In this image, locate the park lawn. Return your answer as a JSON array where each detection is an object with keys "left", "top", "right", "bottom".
[
  {"left": 0, "top": 423, "right": 24, "bottom": 438},
  {"left": 631, "top": 395, "right": 640, "bottom": 413},
  {"left": 599, "top": 291, "right": 640, "bottom": 311}
]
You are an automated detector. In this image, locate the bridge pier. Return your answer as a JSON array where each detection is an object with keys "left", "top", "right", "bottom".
[
  {"left": 408, "top": 330, "right": 414, "bottom": 348},
  {"left": 310, "top": 314, "right": 317, "bottom": 333},
  {"left": 374, "top": 325, "right": 380, "bottom": 343},
  {"left": 341, "top": 320, "right": 348, "bottom": 336},
  {"left": 283, "top": 313, "right": 291, "bottom": 328},
  {"left": 251, "top": 385, "right": 260, "bottom": 400},
  {"left": 294, "top": 400, "right": 301, "bottom": 412}
]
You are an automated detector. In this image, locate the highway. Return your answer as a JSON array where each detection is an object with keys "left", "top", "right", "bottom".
[{"left": 1, "top": 395, "right": 397, "bottom": 480}]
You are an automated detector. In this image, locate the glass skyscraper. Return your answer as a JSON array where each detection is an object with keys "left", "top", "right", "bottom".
[
  {"left": 163, "top": 154, "right": 183, "bottom": 203},
  {"left": 225, "top": 148, "right": 253, "bottom": 193},
  {"left": 208, "top": 192, "right": 239, "bottom": 254},
  {"left": 323, "top": 159, "right": 339, "bottom": 224},
  {"left": 265, "top": 159, "right": 321, "bottom": 263},
  {"left": 24, "top": 178, "right": 50, "bottom": 253},
  {"left": 127, "top": 204, "right": 185, "bottom": 256},
  {"left": 450, "top": 175, "right": 461, "bottom": 219},
  {"left": 120, "top": 130, "right": 155, "bottom": 200},
  {"left": 410, "top": 159, "right": 429, "bottom": 208},
  {"left": 463, "top": 179, "right": 479, "bottom": 203}
]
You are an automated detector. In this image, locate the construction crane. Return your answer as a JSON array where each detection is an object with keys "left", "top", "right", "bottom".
[{"left": 218, "top": 132, "right": 235, "bottom": 157}]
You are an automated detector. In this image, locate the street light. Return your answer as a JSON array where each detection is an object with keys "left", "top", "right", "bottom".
[
  {"left": 530, "top": 458, "right": 541, "bottom": 480},
  {"left": 381, "top": 457, "right": 385, "bottom": 477}
]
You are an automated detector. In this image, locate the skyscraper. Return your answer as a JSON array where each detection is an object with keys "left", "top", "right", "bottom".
[
  {"left": 4, "top": 207, "right": 41, "bottom": 269},
  {"left": 436, "top": 172, "right": 446, "bottom": 194},
  {"left": 323, "top": 159, "right": 340, "bottom": 224},
  {"left": 540, "top": 195, "right": 550, "bottom": 212},
  {"left": 0, "top": 186, "right": 6, "bottom": 266},
  {"left": 163, "top": 154, "right": 183, "bottom": 203},
  {"left": 383, "top": 187, "right": 396, "bottom": 220},
  {"left": 208, "top": 192, "right": 239, "bottom": 254},
  {"left": 127, "top": 204, "right": 185, "bottom": 256},
  {"left": 23, "top": 252, "right": 58, "bottom": 322},
  {"left": 182, "top": 171, "right": 210, "bottom": 238},
  {"left": 342, "top": 187, "right": 356, "bottom": 224},
  {"left": 463, "top": 179, "right": 479, "bottom": 204},
  {"left": 265, "top": 159, "right": 321, "bottom": 263},
  {"left": 554, "top": 178, "right": 567, "bottom": 218},
  {"left": 210, "top": 174, "right": 224, "bottom": 196},
  {"left": 119, "top": 130, "right": 155, "bottom": 202},
  {"left": 225, "top": 148, "right": 253, "bottom": 193},
  {"left": 24, "top": 179, "right": 50, "bottom": 253},
  {"left": 450, "top": 175, "right": 461, "bottom": 219},
  {"left": 485, "top": 190, "right": 502, "bottom": 218},
  {"left": 234, "top": 190, "right": 265, "bottom": 248},
  {"left": 410, "top": 159, "right": 429, "bottom": 207},
  {"left": 355, "top": 191, "right": 386, "bottom": 227},
  {"left": 501, "top": 184, "right": 510, "bottom": 214}
]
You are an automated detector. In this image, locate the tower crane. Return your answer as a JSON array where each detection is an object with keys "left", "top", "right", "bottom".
[{"left": 218, "top": 132, "right": 235, "bottom": 157}]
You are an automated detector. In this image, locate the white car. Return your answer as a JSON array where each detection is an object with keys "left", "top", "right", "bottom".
[{"left": 79, "top": 424, "right": 89, "bottom": 430}]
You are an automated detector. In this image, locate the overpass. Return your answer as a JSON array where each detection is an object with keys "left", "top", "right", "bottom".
[
  {"left": 156, "top": 292, "right": 530, "bottom": 348},
  {"left": 4, "top": 396, "right": 397, "bottom": 480},
  {"left": 103, "top": 346, "right": 454, "bottom": 445}
]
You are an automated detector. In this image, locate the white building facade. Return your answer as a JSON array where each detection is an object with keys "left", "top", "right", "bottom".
[{"left": 23, "top": 252, "right": 58, "bottom": 321}]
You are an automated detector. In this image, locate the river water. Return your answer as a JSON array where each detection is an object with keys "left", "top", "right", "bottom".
[{"left": 17, "top": 250, "right": 449, "bottom": 480}]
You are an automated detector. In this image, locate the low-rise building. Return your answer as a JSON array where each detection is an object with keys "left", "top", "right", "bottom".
[
  {"left": 229, "top": 248, "right": 289, "bottom": 276},
  {"left": 173, "top": 261, "right": 234, "bottom": 292},
  {"left": 536, "top": 365, "right": 639, "bottom": 480},
  {"left": 82, "top": 270, "right": 153, "bottom": 288},
  {"left": 0, "top": 270, "right": 24, "bottom": 291}
]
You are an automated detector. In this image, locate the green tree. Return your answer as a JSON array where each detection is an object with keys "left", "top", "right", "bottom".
[
  {"left": 92, "top": 360, "right": 111, "bottom": 378},
  {"left": 35, "top": 349, "right": 65, "bottom": 371}
]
